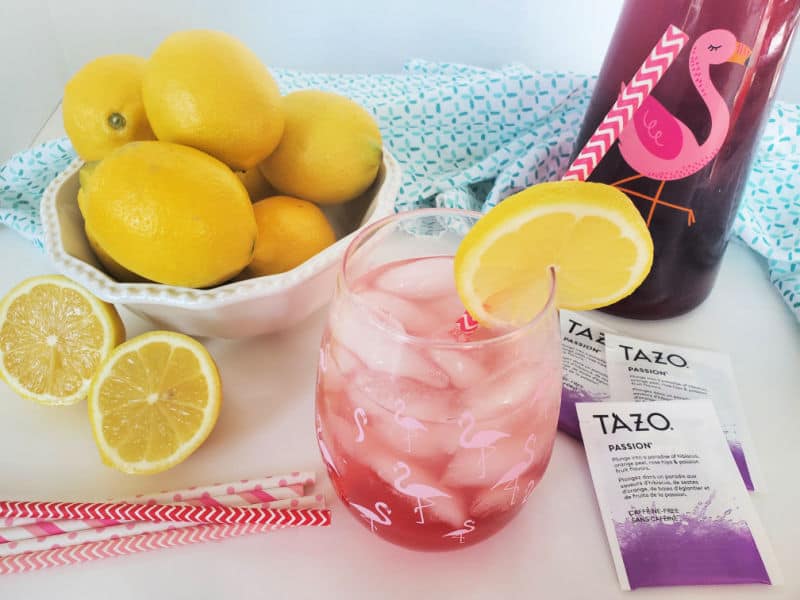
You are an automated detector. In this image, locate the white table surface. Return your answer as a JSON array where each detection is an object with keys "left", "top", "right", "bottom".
[{"left": 1, "top": 116, "right": 798, "bottom": 599}]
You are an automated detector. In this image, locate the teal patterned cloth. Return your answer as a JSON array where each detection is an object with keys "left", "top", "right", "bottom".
[{"left": 1, "top": 60, "right": 798, "bottom": 320}]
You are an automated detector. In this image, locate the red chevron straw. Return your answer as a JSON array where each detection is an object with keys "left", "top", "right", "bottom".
[
  {"left": 562, "top": 24, "right": 688, "bottom": 181},
  {"left": 0, "top": 500, "right": 331, "bottom": 527}
]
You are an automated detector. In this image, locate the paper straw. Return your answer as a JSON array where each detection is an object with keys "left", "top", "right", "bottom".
[
  {"left": 0, "top": 494, "right": 326, "bottom": 558},
  {"left": 562, "top": 24, "right": 688, "bottom": 181},
  {"left": 0, "top": 484, "right": 304, "bottom": 540},
  {"left": 0, "top": 500, "right": 331, "bottom": 527},
  {"left": 455, "top": 24, "right": 688, "bottom": 335},
  {"left": 1, "top": 472, "right": 312, "bottom": 530},
  {"left": 0, "top": 522, "right": 285, "bottom": 575}
]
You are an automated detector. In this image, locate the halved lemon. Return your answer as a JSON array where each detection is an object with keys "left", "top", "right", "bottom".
[
  {"left": 88, "top": 330, "right": 221, "bottom": 474},
  {"left": 0, "top": 275, "right": 124, "bottom": 405},
  {"left": 455, "top": 181, "right": 653, "bottom": 327}
]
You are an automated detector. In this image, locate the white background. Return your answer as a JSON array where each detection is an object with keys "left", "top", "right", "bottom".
[{"left": 1, "top": 0, "right": 799, "bottom": 162}]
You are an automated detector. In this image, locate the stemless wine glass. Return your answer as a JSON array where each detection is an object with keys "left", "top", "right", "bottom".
[{"left": 315, "top": 209, "right": 561, "bottom": 550}]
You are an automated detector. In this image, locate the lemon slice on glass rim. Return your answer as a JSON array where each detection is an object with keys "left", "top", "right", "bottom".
[
  {"left": 454, "top": 181, "right": 654, "bottom": 328},
  {"left": 0, "top": 275, "right": 124, "bottom": 405},
  {"left": 88, "top": 330, "right": 221, "bottom": 474}
]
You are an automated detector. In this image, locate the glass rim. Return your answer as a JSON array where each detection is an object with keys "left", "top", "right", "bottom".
[{"left": 338, "top": 207, "right": 558, "bottom": 349}]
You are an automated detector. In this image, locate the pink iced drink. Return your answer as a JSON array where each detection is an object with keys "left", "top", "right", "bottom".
[{"left": 316, "top": 256, "right": 562, "bottom": 550}]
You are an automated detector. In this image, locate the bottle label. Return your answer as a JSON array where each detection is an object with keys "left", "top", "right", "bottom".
[{"left": 614, "top": 28, "right": 752, "bottom": 227}]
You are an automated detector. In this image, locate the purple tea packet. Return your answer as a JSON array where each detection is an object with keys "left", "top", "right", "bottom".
[
  {"left": 577, "top": 400, "right": 780, "bottom": 590},
  {"left": 558, "top": 310, "right": 616, "bottom": 439}
]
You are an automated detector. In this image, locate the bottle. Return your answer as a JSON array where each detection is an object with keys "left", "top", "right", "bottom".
[{"left": 572, "top": 0, "right": 800, "bottom": 319}]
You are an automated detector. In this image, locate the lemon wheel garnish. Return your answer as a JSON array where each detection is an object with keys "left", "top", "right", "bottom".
[
  {"left": 455, "top": 181, "right": 654, "bottom": 327},
  {"left": 88, "top": 330, "right": 221, "bottom": 474},
  {"left": 0, "top": 275, "right": 124, "bottom": 405}
]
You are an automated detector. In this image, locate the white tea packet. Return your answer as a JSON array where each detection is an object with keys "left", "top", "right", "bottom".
[
  {"left": 558, "top": 309, "right": 616, "bottom": 439},
  {"left": 577, "top": 400, "right": 779, "bottom": 590},
  {"left": 604, "top": 333, "right": 763, "bottom": 491}
]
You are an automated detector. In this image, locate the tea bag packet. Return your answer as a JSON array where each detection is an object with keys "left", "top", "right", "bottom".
[
  {"left": 604, "top": 333, "right": 763, "bottom": 491},
  {"left": 577, "top": 401, "right": 780, "bottom": 590},
  {"left": 558, "top": 310, "right": 616, "bottom": 439}
]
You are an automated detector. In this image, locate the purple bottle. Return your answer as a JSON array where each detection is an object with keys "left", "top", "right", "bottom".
[{"left": 573, "top": 0, "right": 800, "bottom": 319}]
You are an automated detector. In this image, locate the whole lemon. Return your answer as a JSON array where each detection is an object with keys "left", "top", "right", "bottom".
[
  {"left": 85, "top": 225, "right": 148, "bottom": 283},
  {"left": 63, "top": 55, "right": 156, "bottom": 161},
  {"left": 244, "top": 196, "right": 336, "bottom": 277},
  {"left": 236, "top": 167, "right": 276, "bottom": 202},
  {"left": 143, "top": 30, "right": 284, "bottom": 171},
  {"left": 81, "top": 141, "right": 256, "bottom": 288},
  {"left": 259, "top": 90, "right": 382, "bottom": 205}
]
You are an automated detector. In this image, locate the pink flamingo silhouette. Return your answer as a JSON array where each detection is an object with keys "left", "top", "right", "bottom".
[
  {"left": 492, "top": 433, "right": 537, "bottom": 506},
  {"left": 353, "top": 407, "right": 368, "bottom": 443},
  {"left": 316, "top": 416, "right": 339, "bottom": 477},
  {"left": 349, "top": 500, "right": 392, "bottom": 533},
  {"left": 443, "top": 519, "right": 476, "bottom": 544},
  {"left": 614, "top": 29, "right": 752, "bottom": 227},
  {"left": 458, "top": 411, "right": 510, "bottom": 479},
  {"left": 522, "top": 479, "right": 536, "bottom": 504},
  {"left": 394, "top": 400, "right": 427, "bottom": 453},
  {"left": 393, "top": 461, "right": 450, "bottom": 524}
]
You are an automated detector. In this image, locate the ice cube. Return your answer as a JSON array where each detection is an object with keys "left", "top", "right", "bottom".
[
  {"left": 427, "top": 492, "right": 470, "bottom": 530},
  {"left": 331, "top": 302, "right": 450, "bottom": 389},
  {"left": 354, "top": 371, "right": 457, "bottom": 421},
  {"left": 461, "top": 363, "right": 540, "bottom": 421},
  {"left": 441, "top": 434, "right": 525, "bottom": 488},
  {"left": 375, "top": 256, "right": 456, "bottom": 299},
  {"left": 331, "top": 343, "right": 361, "bottom": 375},
  {"left": 357, "top": 289, "right": 443, "bottom": 337},
  {"left": 347, "top": 374, "right": 460, "bottom": 458},
  {"left": 470, "top": 485, "right": 516, "bottom": 518},
  {"left": 375, "top": 459, "right": 468, "bottom": 528},
  {"left": 427, "top": 348, "right": 489, "bottom": 389}
]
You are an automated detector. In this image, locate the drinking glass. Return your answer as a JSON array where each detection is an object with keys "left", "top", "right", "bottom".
[{"left": 315, "top": 209, "right": 561, "bottom": 550}]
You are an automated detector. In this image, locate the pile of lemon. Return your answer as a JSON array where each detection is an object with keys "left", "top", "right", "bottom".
[{"left": 66, "top": 30, "right": 383, "bottom": 287}]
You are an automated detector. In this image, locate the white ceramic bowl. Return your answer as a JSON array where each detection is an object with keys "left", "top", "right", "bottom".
[{"left": 41, "top": 151, "right": 401, "bottom": 338}]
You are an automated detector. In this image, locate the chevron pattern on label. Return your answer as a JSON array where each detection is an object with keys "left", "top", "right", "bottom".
[{"left": 562, "top": 24, "right": 688, "bottom": 182}]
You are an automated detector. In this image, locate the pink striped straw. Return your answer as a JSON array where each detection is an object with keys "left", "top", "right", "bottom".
[
  {"left": 0, "top": 494, "right": 326, "bottom": 558},
  {"left": 0, "top": 500, "right": 331, "bottom": 527},
  {"left": 0, "top": 522, "right": 284, "bottom": 575},
  {"left": 455, "top": 24, "right": 688, "bottom": 334},
  {"left": 2, "top": 471, "right": 314, "bottom": 530},
  {"left": 0, "top": 484, "right": 305, "bottom": 544},
  {"left": 562, "top": 24, "right": 688, "bottom": 181}
]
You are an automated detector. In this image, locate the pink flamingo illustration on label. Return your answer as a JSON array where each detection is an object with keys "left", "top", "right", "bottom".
[
  {"left": 349, "top": 501, "right": 392, "bottom": 533},
  {"left": 492, "top": 433, "right": 537, "bottom": 506},
  {"left": 353, "top": 407, "right": 368, "bottom": 443},
  {"left": 443, "top": 519, "right": 476, "bottom": 544},
  {"left": 393, "top": 461, "right": 450, "bottom": 525},
  {"left": 457, "top": 411, "right": 510, "bottom": 479},
  {"left": 394, "top": 400, "right": 427, "bottom": 453},
  {"left": 615, "top": 29, "right": 752, "bottom": 226}
]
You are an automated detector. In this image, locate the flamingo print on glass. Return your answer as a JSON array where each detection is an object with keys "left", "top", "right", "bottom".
[
  {"left": 316, "top": 210, "right": 562, "bottom": 550},
  {"left": 443, "top": 520, "right": 476, "bottom": 544},
  {"left": 353, "top": 407, "right": 368, "bottom": 443},
  {"left": 349, "top": 501, "right": 392, "bottom": 533},
  {"left": 573, "top": 0, "right": 800, "bottom": 319},
  {"left": 457, "top": 411, "right": 510, "bottom": 480}
]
